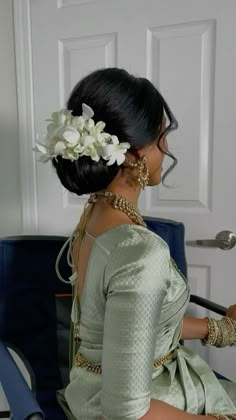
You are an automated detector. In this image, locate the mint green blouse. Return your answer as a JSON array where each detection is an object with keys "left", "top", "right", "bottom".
[{"left": 60, "top": 224, "right": 236, "bottom": 419}]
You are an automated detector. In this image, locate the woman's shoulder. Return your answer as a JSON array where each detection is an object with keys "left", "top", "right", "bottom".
[
  {"left": 103, "top": 224, "right": 171, "bottom": 292},
  {"left": 94, "top": 223, "right": 170, "bottom": 255},
  {"left": 101, "top": 224, "right": 170, "bottom": 271}
]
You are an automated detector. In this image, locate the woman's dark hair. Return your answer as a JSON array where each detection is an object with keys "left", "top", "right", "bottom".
[{"left": 52, "top": 67, "right": 178, "bottom": 195}]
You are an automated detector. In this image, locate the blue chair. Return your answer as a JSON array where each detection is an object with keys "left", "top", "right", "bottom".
[
  {"left": 144, "top": 217, "right": 227, "bottom": 316},
  {"left": 0, "top": 217, "right": 228, "bottom": 419},
  {"left": 0, "top": 341, "right": 44, "bottom": 419}
]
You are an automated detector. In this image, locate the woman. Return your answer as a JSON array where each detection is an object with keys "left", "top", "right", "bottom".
[{"left": 36, "top": 68, "right": 236, "bottom": 419}]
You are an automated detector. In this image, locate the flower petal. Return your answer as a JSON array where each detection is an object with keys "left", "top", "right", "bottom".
[
  {"left": 40, "top": 155, "right": 51, "bottom": 163},
  {"left": 63, "top": 129, "right": 80, "bottom": 145},
  {"left": 116, "top": 152, "right": 126, "bottom": 165},
  {"left": 72, "top": 116, "right": 85, "bottom": 131},
  {"left": 35, "top": 143, "right": 48, "bottom": 154},
  {"left": 83, "top": 135, "right": 96, "bottom": 147},
  {"left": 95, "top": 121, "right": 106, "bottom": 133},
  {"left": 101, "top": 132, "right": 111, "bottom": 141},
  {"left": 51, "top": 111, "right": 60, "bottom": 123},
  {"left": 120, "top": 142, "right": 131, "bottom": 150},
  {"left": 82, "top": 103, "right": 94, "bottom": 120},
  {"left": 54, "top": 141, "right": 66, "bottom": 155},
  {"left": 74, "top": 144, "right": 85, "bottom": 154},
  {"left": 91, "top": 152, "right": 100, "bottom": 162},
  {"left": 64, "top": 150, "right": 78, "bottom": 160},
  {"left": 102, "top": 144, "right": 116, "bottom": 158},
  {"left": 86, "top": 119, "right": 95, "bottom": 131},
  {"left": 58, "top": 111, "right": 67, "bottom": 125},
  {"left": 47, "top": 123, "right": 58, "bottom": 137},
  {"left": 111, "top": 135, "right": 119, "bottom": 145},
  {"left": 96, "top": 133, "right": 104, "bottom": 144},
  {"left": 106, "top": 155, "right": 116, "bottom": 166}
]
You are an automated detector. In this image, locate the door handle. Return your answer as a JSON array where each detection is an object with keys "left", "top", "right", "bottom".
[{"left": 196, "top": 230, "right": 236, "bottom": 250}]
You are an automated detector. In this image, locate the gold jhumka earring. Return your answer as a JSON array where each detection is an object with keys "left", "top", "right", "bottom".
[{"left": 125, "top": 155, "right": 149, "bottom": 189}]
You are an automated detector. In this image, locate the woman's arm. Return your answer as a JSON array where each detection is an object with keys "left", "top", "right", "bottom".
[
  {"left": 101, "top": 234, "right": 171, "bottom": 418},
  {"left": 140, "top": 399, "right": 215, "bottom": 419},
  {"left": 101, "top": 399, "right": 215, "bottom": 419},
  {"left": 180, "top": 316, "right": 208, "bottom": 340}
]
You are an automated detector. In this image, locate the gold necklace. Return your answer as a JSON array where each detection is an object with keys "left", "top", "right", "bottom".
[{"left": 88, "top": 191, "right": 146, "bottom": 227}]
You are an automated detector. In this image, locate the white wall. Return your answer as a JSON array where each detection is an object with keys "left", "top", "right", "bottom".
[{"left": 0, "top": 0, "right": 22, "bottom": 236}]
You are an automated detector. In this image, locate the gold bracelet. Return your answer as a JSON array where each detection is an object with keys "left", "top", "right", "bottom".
[
  {"left": 207, "top": 416, "right": 222, "bottom": 420},
  {"left": 224, "top": 317, "right": 236, "bottom": 346},
  {"left": 202, "top": 317, "right": 236, "bottom": 348},
  {"left": 216, "top": 317, "right": 236, "bottom": 347},
  {"left": 202, "top": 318, "right": 220, "bottom": 347},
  {"left": 207, "top": 414, "right": 236, "bottom": 420}
]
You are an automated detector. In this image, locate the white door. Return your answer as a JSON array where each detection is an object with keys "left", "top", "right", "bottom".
[{"left": 14, "top": 0, "right": 236, "bottom": 380}]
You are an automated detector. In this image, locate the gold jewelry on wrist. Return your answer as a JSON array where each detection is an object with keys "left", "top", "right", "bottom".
[
  {"left": 202, "top": 316, "right": 236, "bottom": 348},
  {"left": 207, "top": 414, "right": 236, "bottom": 419},
  {"left": 202, "top": 318, "right": 220, "bottom": 346}
]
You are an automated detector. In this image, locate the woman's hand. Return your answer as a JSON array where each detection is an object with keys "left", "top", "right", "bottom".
[{"left": 226, "top": 304, "right": 236, "bottom": 320}]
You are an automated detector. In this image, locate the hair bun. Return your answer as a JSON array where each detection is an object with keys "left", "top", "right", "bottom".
[
  {"left": 52, "top": 67, "right": 172, "bottom": 195},
  {"left": 52, "top": 155, "right": 119, "bottom": 196}
]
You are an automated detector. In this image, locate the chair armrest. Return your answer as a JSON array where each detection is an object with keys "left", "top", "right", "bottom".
[
  {"left": 190, "top": 294, "right": 227, "bottom": 316},
  {"left": 0, "top": 341, "right": 44, "bottom": 419}
]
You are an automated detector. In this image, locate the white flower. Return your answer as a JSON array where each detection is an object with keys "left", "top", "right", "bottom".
[
  {"left": 72, "top": 116, "right": 85, "bottom": 131},
  {"left": 34, "top": 143, "right": 48, "bottom": 155},
  {"left": 95, "top": 121, "right": 106, "bottom": 133},
  {"left": 63, "top": 149, "right": 79, "bottom": 160},
  {"left": 62, "top": 127, "right": 80, "bottom": 145},
  {"left": 46, "top": 122, "right": 59, "bottom": 138},
  {"left": 82, "top": 135, "right": 96, "bottom": 146},
  {"left": 34, "top": 105, "right": 131, "bottom": 165},
  {"left": 85, "top": 119, "right": 95, "bottom": 131},
  {"left": 96, "top": 132, "right": 110, "bottom": 145},
  {"left": 73, "top": 134, "right": 95, "bottom": 156},
  {"left": 54, "top": 141, "right": 66, "bottom": 155},
  {"left": 50, "top": 110, "right": 72, "bottom": 125},
  {"left": 33, "top": 143, "right": 53, "bottom": 163},
  {"left": 83, "top": 144, "right": 100, "bottom": 162},
  {"left": 102, "top": 136, "right": 131, "bottom": 166}
]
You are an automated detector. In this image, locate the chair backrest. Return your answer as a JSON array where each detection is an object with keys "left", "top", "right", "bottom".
[
  {"left": 144, "top": 217, "right": 187, "bottom": 277},
  {"left": 0, "top": 236, "right": 70, "bottom": 420},
  {"left": 0, "top": 341, "right": 43, "bottom": 419}
]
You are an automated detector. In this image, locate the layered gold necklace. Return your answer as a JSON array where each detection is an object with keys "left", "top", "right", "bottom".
[{"left": 88, "top": 191, "right": 146, "bottom": 227}]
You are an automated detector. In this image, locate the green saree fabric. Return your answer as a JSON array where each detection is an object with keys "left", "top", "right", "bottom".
[{"left": 60, "top": 224, "right": 236, "bottom": 419}]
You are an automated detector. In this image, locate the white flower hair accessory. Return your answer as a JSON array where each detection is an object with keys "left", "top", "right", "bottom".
[{"left": 34, "top": 103, "right": 131, "bottom": 166}]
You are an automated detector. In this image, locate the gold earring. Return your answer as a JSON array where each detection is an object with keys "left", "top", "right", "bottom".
[
  {"left": 137, "top": 155, "right": 149, "bottom": 189},
  {"left": 125, "top": 155, "right": 149, "bottom": 189}
]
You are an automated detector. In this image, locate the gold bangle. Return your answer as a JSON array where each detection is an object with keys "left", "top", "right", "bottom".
[
  {"left": 225, "top": 317, "right": 236, "bottom": 347},
  {"left": 216, "top": 317, "right": 236, "bottom": 348},
  {"left": 207, "top": 413, "right": 236, "bottom": 419},
  {"left": 201, "top": 317, "right": 236, "bottom": 348},
  {"left": 201, "top": 318, "right": 220, "bottom": 347}
]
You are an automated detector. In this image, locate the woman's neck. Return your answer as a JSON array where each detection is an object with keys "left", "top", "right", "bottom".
[{"left": 105, "top": 174, "right": 142, "bottom": 208}]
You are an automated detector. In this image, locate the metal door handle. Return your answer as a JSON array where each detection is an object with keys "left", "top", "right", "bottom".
[{"left": 196, "top": 230, "right": 236, "bottom": 250}]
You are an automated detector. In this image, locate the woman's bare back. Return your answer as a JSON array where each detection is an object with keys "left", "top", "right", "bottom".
[{"left": 72, "top": 203, "right": 135, "bottom": 301}]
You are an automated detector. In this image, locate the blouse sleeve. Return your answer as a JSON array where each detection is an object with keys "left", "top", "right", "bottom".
[{"left": 101, "top": 229, "right": 170, "bottom": 419}]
